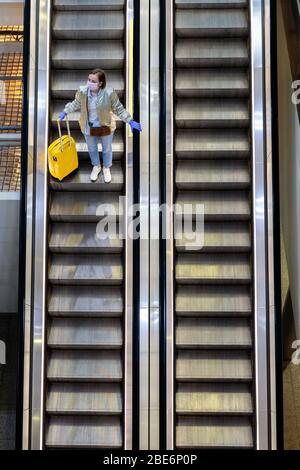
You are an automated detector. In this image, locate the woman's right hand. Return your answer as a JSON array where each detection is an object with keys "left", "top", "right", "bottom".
[{"left": 58, "top": 111, "right": 67, "bottom": 121}]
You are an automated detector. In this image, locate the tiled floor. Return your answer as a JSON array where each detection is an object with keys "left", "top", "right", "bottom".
[{"left": 284, "top": 361, "right": 300, "bottom": 449}]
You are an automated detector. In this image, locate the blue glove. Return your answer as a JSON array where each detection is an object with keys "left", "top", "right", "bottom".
[
  {"left": 129, "top": 120, "right": 142, "bottom": 132},
  {"left": 58, "top": 111, "right": 66, "bottom": 121}
]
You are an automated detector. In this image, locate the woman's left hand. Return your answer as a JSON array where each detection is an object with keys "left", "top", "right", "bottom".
[{"left": 129, "top": 120, "right": 142, "bottom": 132}]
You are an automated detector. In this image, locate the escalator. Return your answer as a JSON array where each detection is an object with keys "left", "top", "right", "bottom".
[
  {"left": 174, "top": 0, "right": 254, "bottom": 448},
  {"left": 45, "top": 0, "right": 127, "bottom": 448}
]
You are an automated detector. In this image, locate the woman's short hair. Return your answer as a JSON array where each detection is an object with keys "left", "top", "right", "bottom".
[{"left": 89, "top": 68, "right": 106, "bottom": 89}]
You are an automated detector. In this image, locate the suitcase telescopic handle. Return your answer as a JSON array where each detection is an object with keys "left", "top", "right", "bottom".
[{"left": 56, "top": 114, "right": 71, "bottom": 150}]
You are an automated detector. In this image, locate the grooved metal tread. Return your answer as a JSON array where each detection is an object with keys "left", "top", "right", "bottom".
[
  {"left": 47, "top": 350, "right": 123, "bottom": 382},
  {"left": 46, "top": 383, "right": 123, "bottom": 415},
  {"left": 175, "top": 129, "right": 250, "bottom": 158},
  {"left": 176, "top": 159, "right": 250, "bottom": 189},
  {"left": 175, "top": 220, "right": 251, "bottom": 252},
  {"left": 49, "top": 222, "right": 123, "bottom": 253},
  {"left": 175, "top": 285, "right": 252, "bottom": 317},
  {"left": 46, "top": 415, "right": 122, "bottom": 448},
  {"left": 48, "top": 318, "right": 123, "bottom": 349},
  {"left": 49, "top": 191, "right": 123, "bottom": 221},
  {"left": 51, "top": 40, "right": 124, "bottom": 69},
  {"left": 52, "top": 11, "right": 124, "bottom": 40},
  {"left": 54, "top": 0, "right": 124, "bottom": 10},
  {"left": 48, "top": 253, "right": 123, "bottom": 285},
  {"left": 49, "top": 162, "right": 123, "bottom": 191},
  {"left": 48, "top": 285, "right": 123, "bottom": 317}
]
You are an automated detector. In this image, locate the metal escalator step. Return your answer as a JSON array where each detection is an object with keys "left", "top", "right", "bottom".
[
  {"left": 51, "top": 130, "right": 124, "bottom": 161},
  {"left": 176, "top": 382, "right": 253, "bottom": 415},
  {"left": 48, "top": 318, "right": 123, "bottom": 349},
  {"left": 175, "top": 129, "right": 249, "bottom": 159},
  {"left": 175, "top": 190, "right": 251, "bottom": 221},
  {"left": 175, "top": 285, "right": 251, "bottom": 317},
  {"left": 49, "top": 222, "right": 123, "bottom": 254},
  {"left": 49, "top": 192, "right": 123, "bottom": 222},
  {"left": 47, "top": 350, "right": 122, "bottom": 382},
  {"left": 52, "top": 11, "right": 124, "bottom": 40},
  {"left": 176, "top": 318, "right": 252, "bottom": 349},
  {"left": 175, "top": 38, "right": 248, "bottom": 67},
  {"left": 175, "top": 221, "right": 251, "bottom": 252},
  {"left": 52, "top": 40, "right": 124, "bottom": 69},
  {"left": 176, "top": 252, "right": 251, "bottom": 284},
  {"left": 53, "top": 0, "right": 125, "bottom": 10},
  {"left": 175, "top": 0, "right": 247, "bottom": 7},
  {"left": 46, "top": 383, "right": 122, "bottom": 415},
  {"left": 48, "top": 285, "right": 123, "bottom": 317},
  {"left": 175, "top": 69, "right": 249, "bottom": 97},
  {"left": 176, "top": 416, "right": 253, "bottom": 448},
  {"left": 49, "top": 162, "right": 123, "bottom": 192},
  {"left": 176, "top": 350, "right": 252, "bottom": 381},
  {"left": 176, "top": 9, "right": 249, "bottom": 38},
  {"left": 176, "top": 98, "right": 249, "bottom": 128},
  {"left": 51, "top": 70, "right": 124, "bottom": 99},
  {"left": 48, "top": 253, "right": 123, "bottom": 285},
  {"left": 46, "top": 415, "right": 122, "bottom": 448},
  {"left": 51, "top": 102, "right": 123, "bottom": 130},
  {"left": 176, "top": 160, "right": 250, "bottom": 189}
]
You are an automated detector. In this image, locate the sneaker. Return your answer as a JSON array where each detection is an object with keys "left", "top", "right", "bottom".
[
  {"left": 103, "top": 166, "right": 111, "bottom": 183},
  {"left": 90, "top": 164, "right": 101, "bottom": 182}
]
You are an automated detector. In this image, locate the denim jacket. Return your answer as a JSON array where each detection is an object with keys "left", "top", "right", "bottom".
[{"left": 63, "top": 85, "right": 132, "bottom": 133}]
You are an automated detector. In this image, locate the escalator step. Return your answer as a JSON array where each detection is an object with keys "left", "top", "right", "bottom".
[
  {"left": 53, "top": 0, "right": 125, "bottom": 11},
  {"left": 175, "top": 221, "right": 251, "bottom": 252},
  {"left": 48, "top": 253, "right": 123, "bottom": 285},
  {"left": 52, "top": 39, "right": 124, "bottom": 69},
  {"left": 52, "top": 11, "right": 124, "bottom": 40},
  {"left": 49, "top": 192, "right": 123, "bottom": 222},
  {"left": 46, "top": 415, "right": 122, "bottom": 448},
  {"left": 176, "top": 252, "right": 251, "bottom": 284},
  {"left": 175, "top": 190, "right": 251, "bottom": 221},
  {"left": 46, "top": 382, "right": 122, "bottom": 415},
  {"left": 47, "top": 350, "right": 123, "bottom": 382},
  {"left": 176, "top": 416, "right": 253, "bottom": 448},
  {"left": 49, "top": 162, "right": 123, "bottom": 192},
  {"left": 176, "top": 317, "right": 252, "bottom": 349},
  {"left": 175, "top": 38, "right": 248, "bottom": 67},
  {"left": 176, "top": 98, "right": 249, "bottom": 128},
  {"left": 175, "top": 69, "right": 249, "bottom": 97},
  {"left": 176, "top": 350, "right": 252, "bottom": 381},
  {"left": 48, "top": 285, "right": 123, "bottom": 317},
  {"left": 49, "top": 222, "right": 123, "bottom": 254},
  {"left": 48, "top": 318, "right": 123, "bottom": 349},
  {"left": 176, "top": 159, "right": 250, "bottom": 189},
  {"left": 176, "top": 8, "right": 249, "bottom": 38},
  {"left": 175, "top": 129, "right": 250, "bottom": 159},
  {"left": 175, "top": 0, "right": 247, "bottom": 8},
  {"left": 175, "top": 285, "right": 251, "bottom": 317},
  {"left": 176, "top": 382, "right": 253, "bottom": 415}
]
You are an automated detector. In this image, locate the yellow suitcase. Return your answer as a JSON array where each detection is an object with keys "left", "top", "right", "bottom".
[{"left": 48, "top": 116, "right": 78, "bottom": 181}]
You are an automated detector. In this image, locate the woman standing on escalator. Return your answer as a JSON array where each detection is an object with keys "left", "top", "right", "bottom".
[{"left": 59, "top": 68, "right": 142, "bottom": 183}]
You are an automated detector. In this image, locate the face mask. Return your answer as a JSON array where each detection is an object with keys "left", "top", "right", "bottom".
[{"left": 87, "top": 80, "right": 99, "bottom": 91}]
